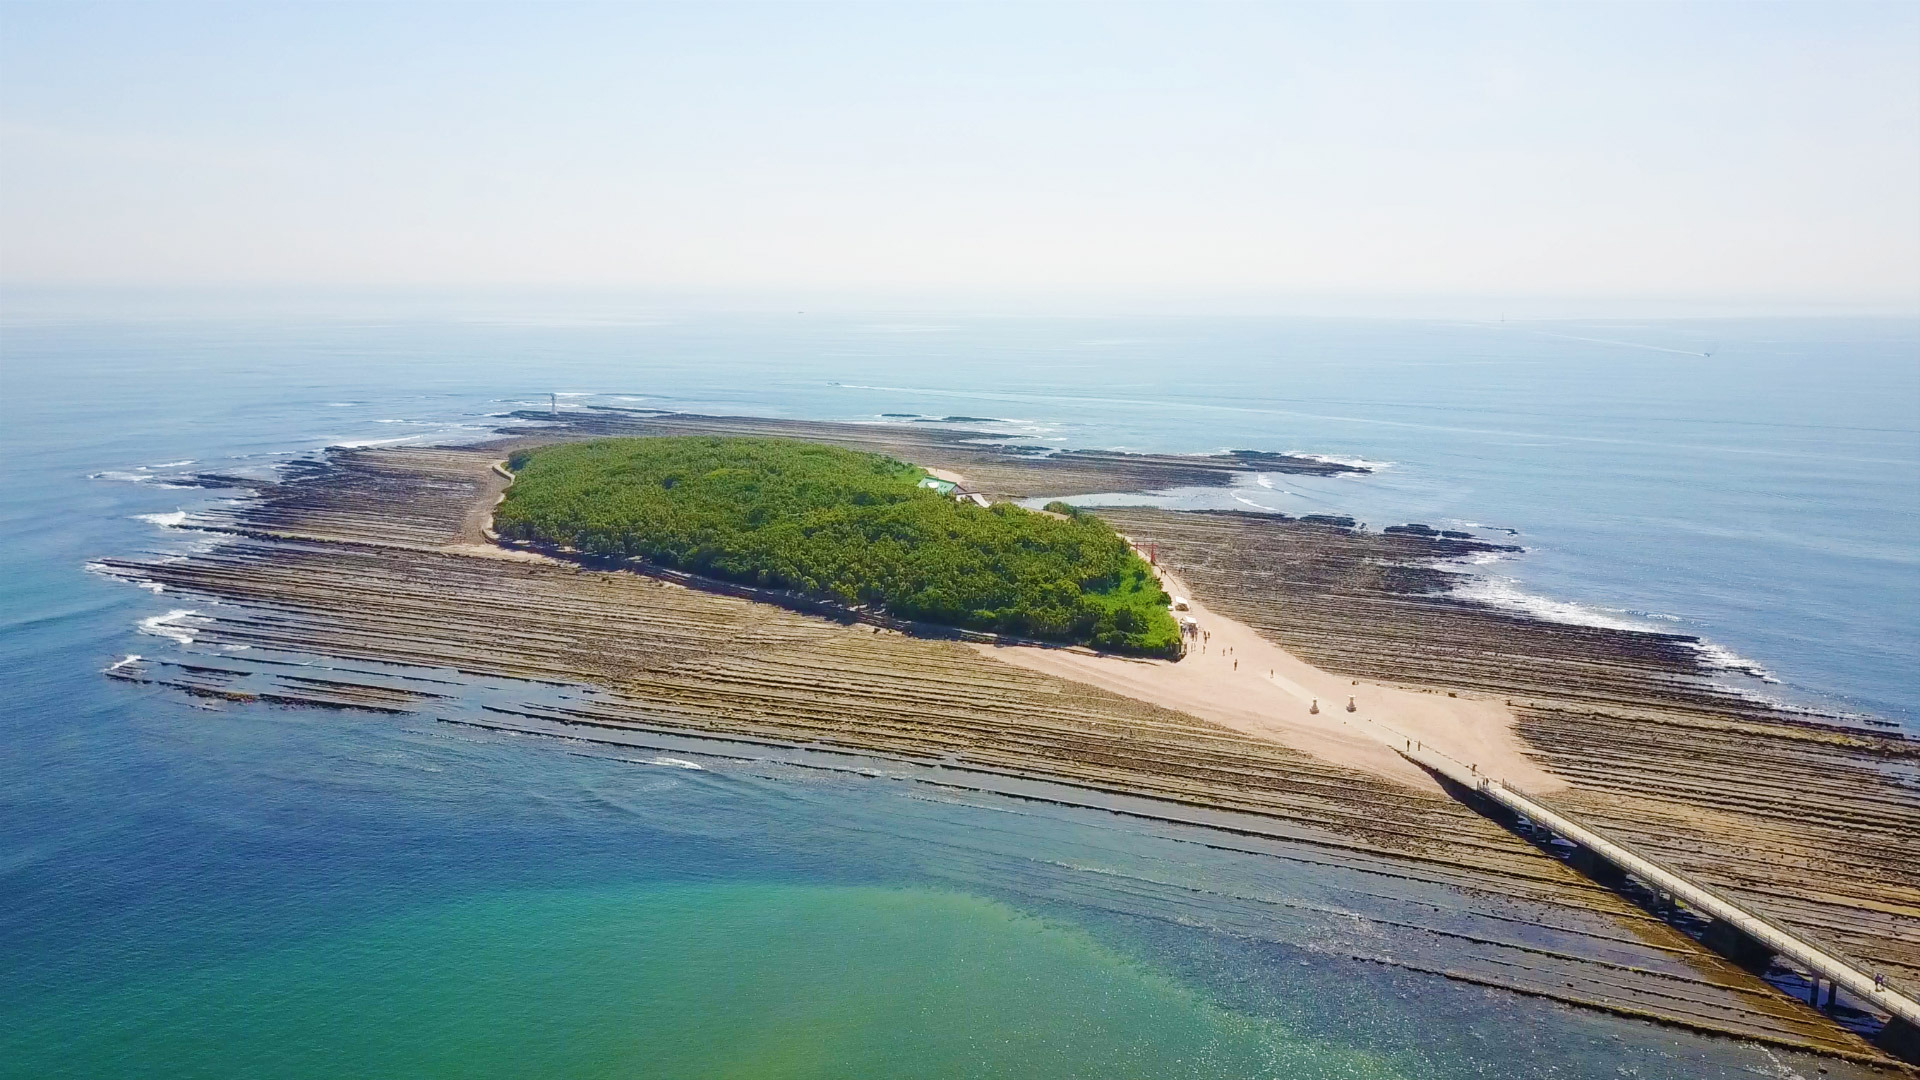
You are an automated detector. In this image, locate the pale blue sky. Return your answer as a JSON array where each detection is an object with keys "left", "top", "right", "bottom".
[{"left": 2, "top": 1, "right": 1916, "bottom": 308}]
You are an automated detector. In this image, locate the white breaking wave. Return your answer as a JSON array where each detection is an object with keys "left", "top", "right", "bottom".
[
  {"left": 1232, "top": 494, "right": 1281, "bottom": 513},
  {"left": 1290, "top": 452, "right": 1395, "bottom": 470},
  {"left": 1453, "top": 551, "right": 1508, "bottom": 567},
  {"left": 146, "top": 460, "right": 195, "bottom": 469},
  {"left": 1451, "top": 575, "right": 1659, "bottom": 634},
  {"left": 1691, "top": 641, "right": 1780, "bottom": 682},
  {"left": 330, "top": 434, "right": 426, "bottom": 448},
  {"left": 135, "top": 510, "right": 192, "bottom": 528},
  {"left": 106, "top": 655, "right": 142, "bottom": 671},
  {"left": 138, "top": 609, "right": 202, "bottom": 644},
  {"left": 611, "top": 754, "right": 706, "bottom": 770},
  {"left": 1452, "top": 573, "right": 1781, "bottom": 683}
]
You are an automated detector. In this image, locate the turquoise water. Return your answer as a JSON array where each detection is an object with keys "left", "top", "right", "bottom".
[
  {"left": 2, "top": 307, "right": 1911, "bottom": 1077},
  {"left": 11, "top": 883, "right": 1401, "bottom": 1079}
]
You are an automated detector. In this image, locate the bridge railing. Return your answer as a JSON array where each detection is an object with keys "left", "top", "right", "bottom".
[{"left": 1438, "top": 758, "right": 1918, "bottom": 1024}]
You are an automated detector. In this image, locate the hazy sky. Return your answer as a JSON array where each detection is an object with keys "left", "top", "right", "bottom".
[{"left": 2, "top": 1, "right": 1917, "bottom": 307}]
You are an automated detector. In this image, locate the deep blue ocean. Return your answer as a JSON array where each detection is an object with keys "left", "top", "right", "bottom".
[{"left": 2, "top": 309, "right": 1914, "bottom": 1078}]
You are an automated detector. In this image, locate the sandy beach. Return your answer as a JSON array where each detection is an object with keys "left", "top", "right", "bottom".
[{"left": 980, "top": 565, "right": 1564, "bottom": 794}]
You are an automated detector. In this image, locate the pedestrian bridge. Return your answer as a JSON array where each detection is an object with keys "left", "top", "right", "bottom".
[{"left": 1388, "top": 733, "right": 1920, "bottom": 1061}]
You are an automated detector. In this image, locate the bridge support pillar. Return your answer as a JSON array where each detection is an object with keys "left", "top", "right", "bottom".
[
  {"left": 1475, "top": 795, "right": 1518, "bottom": 827},
  {"left": 1566, "top": 845, "right": 1626, "bottom": 886},
  {"left": 1701, "top": 917, "right": 1775, "bottom": 974},
  {"left": 1876, "top": 1016, "right": 1920, "bottom": 1064}
]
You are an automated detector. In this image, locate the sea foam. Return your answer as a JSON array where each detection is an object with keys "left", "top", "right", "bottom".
[
  {"left": 330, "top": 434, "right": 425, "bottom": 449},
  {"left": 1290, "top": 452, "right": 1395, "bottom": 471},
  {"left": 1690, "top": 641, "right": 1780, "bottom": 683},
  {"left": 1451, "top": 573, "right": 1779, "bottom": 683},
  {"left": 136, "top": 510, "right": 192, "bottom": 528},
  {"left": 137, "top": 610, "right": 202, "bottom": 645},
  {"left": 1450, "top": 574, "right": 1665, "bottom": 634}
]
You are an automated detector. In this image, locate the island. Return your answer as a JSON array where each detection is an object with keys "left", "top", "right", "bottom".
[
  {"left": 492, "top": 436, "right": 1183, "bottom": 657},
  {"left": 92, "top": 409, "right": 1920, "bottom": 1069}
]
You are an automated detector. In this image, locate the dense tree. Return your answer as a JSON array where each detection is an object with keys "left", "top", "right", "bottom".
[{"left": 497, "top": 437, "right": 1181, "bottom": 656}]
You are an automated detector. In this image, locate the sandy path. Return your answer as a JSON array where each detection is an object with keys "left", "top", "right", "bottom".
[
  {"left": 444, "top": 460, "right": 557, "bottom": 563},
  {"left": 977, "top": 567, "right": 1563, "bottom": 794}
]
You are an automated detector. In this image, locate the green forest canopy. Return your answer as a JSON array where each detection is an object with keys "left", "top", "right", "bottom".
[{"left": 495, "top": 436, "right": 1182, "bottom": 656}]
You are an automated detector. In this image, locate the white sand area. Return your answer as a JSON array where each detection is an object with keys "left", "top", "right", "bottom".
[{"left": 979, "top": 568, "right": 1564, "bottom": 794}]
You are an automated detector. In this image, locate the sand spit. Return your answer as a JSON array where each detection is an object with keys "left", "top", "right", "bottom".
[
  {"left": 93, "top": 426, "right": 1919, "bottom": 1069},
  {"left": 981, "top": 565, "right": 1563, "bottom": 794}
]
